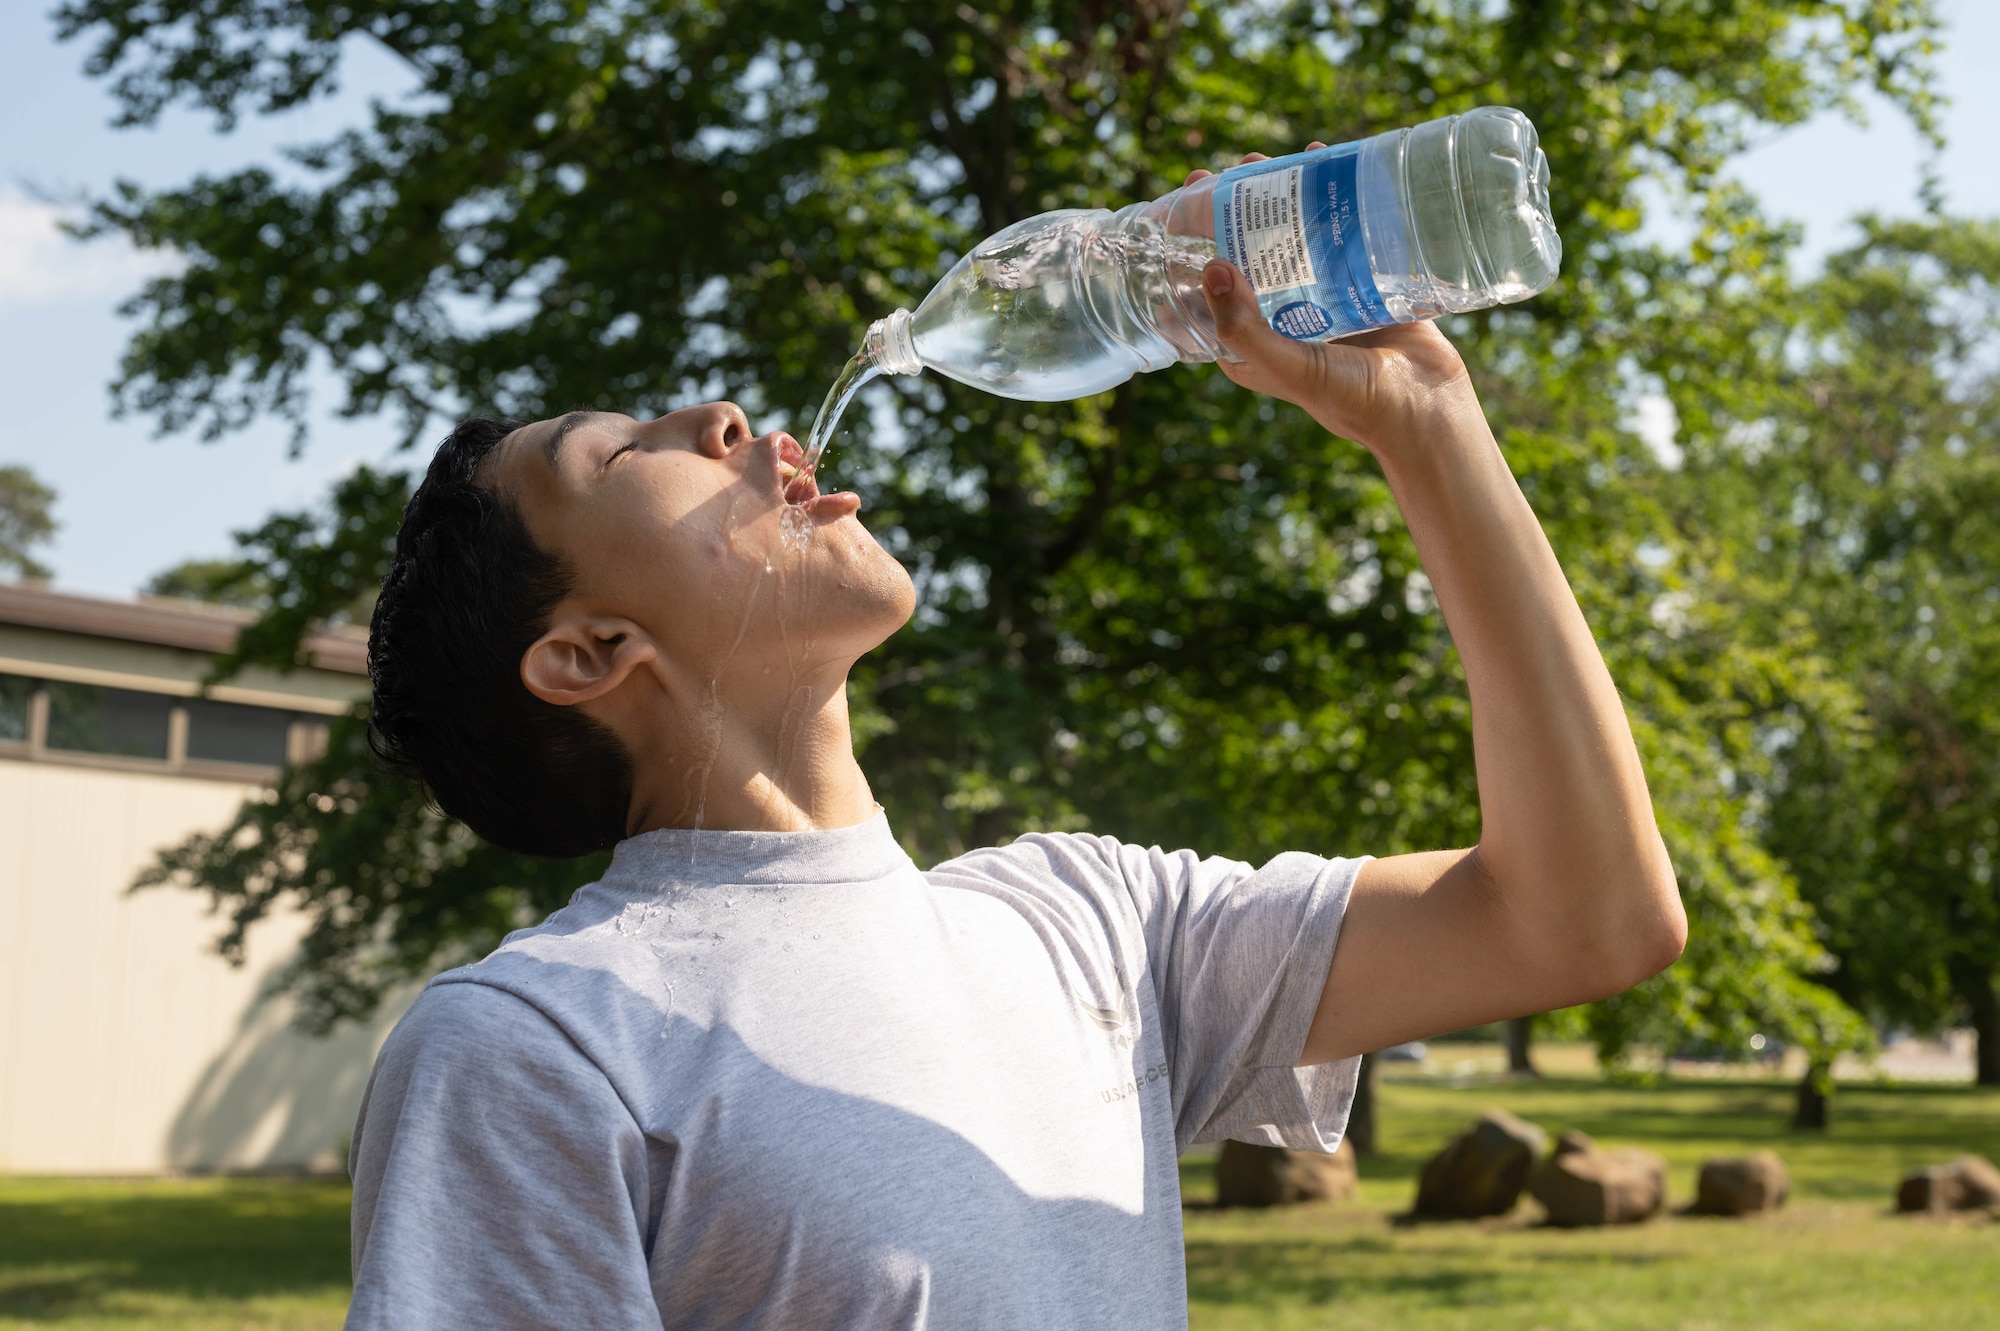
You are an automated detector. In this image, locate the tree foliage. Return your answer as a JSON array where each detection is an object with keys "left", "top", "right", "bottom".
[
  {"left": 60, "top": 0, "right": 1946, "bottom": 1048},
  {"left": 0, "top": 465, "right": 58, "bottom": 581},
  {"left": 145, "top": 557, "right": 270, "bottom": 608},
  {"left": 1670, "top": 217, "right": 2000, "bottom": 1081}
]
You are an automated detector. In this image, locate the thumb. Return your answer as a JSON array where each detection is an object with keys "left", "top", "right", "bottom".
[{"left": 1200, "top": 260, "right": 1317, "bottom": 388}]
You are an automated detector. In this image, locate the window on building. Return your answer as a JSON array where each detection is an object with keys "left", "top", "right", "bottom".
[
  {"left": 184, "top": 698, "right": 294, "bottom": 768},
  {"left": 0, "top": 667, "right": 31, "bottom": 739},
  {"left": 45, "top": 683, "right": 173, "bottom": 760},
  {"left": 0, "top": 674, "right": 31, "bottom": 742}
]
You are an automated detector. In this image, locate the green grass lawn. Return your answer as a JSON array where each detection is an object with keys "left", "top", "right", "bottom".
[
  {"left": 0, "top": 1176, "right": 349, "bottom": 1329},
  {"left": 1182, "top": 1060, "right": 2000, "bottom": 1329},
  {"left": 3, "top": 1060, "right": 1995, "bottom": 1329}
]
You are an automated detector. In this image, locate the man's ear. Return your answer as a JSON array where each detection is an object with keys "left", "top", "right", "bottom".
[{"left": 521, "top": 613, "right": 659, "bottom": 707}]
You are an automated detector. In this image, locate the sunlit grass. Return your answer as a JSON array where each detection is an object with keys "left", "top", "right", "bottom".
[
  {"left": 3, "top": 1056, "right": 1995, "bottom": 1328},
  {"left": 1182, "top": 1052, "right": 2000, "bottom": 1329}
]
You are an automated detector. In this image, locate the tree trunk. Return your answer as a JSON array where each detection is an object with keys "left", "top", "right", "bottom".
[
  {"left": 1959, "top": 966, "right": 2000, "bottom": 1086},
  {"left": 1347, "top": 1053, "right": 1378, "bottom": 1157},
  {"left": 1791, "top": 1062, "right": 1829, "bottom": 1131},
  {"left": 1506, "top": 1016, "right": 1540, "bottom": 1079}
]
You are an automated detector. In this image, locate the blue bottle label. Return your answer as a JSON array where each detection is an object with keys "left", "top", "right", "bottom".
[
  {"left": 1271, "top": 300, "right": 1335, "bottom": 338},
  {"left": 1213, "top": 146, "right": 1392, "bottom": 340}
]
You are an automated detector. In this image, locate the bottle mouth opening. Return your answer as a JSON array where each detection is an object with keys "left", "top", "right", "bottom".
[{"left": 869, "top": 309, "right": 923, "bottom": 376}]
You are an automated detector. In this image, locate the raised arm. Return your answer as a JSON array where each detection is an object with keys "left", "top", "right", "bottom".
[{"left": 1196, "top": 260, "right": 1685, "bottom": 1066}]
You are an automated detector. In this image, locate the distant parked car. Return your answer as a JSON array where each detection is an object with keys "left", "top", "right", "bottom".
[{"left": 1378, "top": 1041, "right": 1428, "bottom": 1062}]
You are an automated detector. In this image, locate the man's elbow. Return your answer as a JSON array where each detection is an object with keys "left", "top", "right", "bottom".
[
  {"left": 1528, "top": 840, "right": 1683, "bottom": 1003},
  {"left": 1593, "top": 848, "right": 1686, "bottom": 995},
  {"left": 1629, "top": 892, "right": 1688, "bottom": 983}
]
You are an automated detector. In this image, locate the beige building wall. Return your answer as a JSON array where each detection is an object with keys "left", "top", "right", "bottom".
[{"left": 0, "top": 758, "right": 408, "bottom": 1174}]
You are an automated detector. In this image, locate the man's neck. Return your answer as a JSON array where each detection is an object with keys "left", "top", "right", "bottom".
[{"left": 621, "top": 662, "right": 878, "bottom": 836}]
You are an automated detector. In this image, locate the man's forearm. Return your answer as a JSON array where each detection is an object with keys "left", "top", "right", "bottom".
[
  {"left": 1193, "top": 263, "right": 1683, "bottom": 1062},
  {"left": 1371, "top": 393, "right": 1681, "bottom": 992}
]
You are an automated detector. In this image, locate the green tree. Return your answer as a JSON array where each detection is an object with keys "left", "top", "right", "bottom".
[
  {"left": 0, "top": 465, "right": 57, "bottom": 581},
  {"left": 145, "top": 558, "right": 267, "bottom": 607},
  {"left": 60, "top": 0, "right": 1935, "bottom": 1056},
  {"left": 1671, "top": 218, "right": 2000, "bottom": 1088}
]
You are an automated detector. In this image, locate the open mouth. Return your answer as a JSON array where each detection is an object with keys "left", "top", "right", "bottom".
[
  {"left": 771, "top": 430, "right": 861, "bottom": 522},
  {"left": 775, "top": 434, "right": 820, "bottom": 506},
  {"left": 778, "top": 461, "right": 820, "bottom": 506}
]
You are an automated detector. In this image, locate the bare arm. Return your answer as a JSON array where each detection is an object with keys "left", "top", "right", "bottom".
[{"left": 1196, "top": 255, "right": 1686, "bottom": 1066}]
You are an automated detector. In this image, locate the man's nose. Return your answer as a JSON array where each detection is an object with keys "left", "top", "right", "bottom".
[{"left": 680, "top": 401, "right": 752, "bottom": 459}]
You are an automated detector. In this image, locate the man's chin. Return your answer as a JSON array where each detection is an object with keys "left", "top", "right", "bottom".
[{"left": 840, "top": 549, "right": 918, "bottom": 639}]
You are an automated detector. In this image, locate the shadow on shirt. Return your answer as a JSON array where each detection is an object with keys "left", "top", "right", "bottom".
[{"left": 345, "top": 951, "right": 1187, "bottom": 1331}]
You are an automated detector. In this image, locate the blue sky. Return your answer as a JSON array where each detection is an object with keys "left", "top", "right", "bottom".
[{"left": 2, "top": 4, "right": 1997, "bottom": 598}]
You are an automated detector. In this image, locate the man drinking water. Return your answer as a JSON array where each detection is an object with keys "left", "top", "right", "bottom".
[{"left": 343, "top": 245, "right": 1684, "bottom": 1327}]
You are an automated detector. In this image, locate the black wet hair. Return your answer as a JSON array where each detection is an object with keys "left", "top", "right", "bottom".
[{"left": 367, "top": 416, "right": 633, "bottom": 857}]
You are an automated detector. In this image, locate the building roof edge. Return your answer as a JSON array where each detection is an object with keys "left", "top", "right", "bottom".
[{"left": 0, "top": 582, "right": 369, "bottom": 676}]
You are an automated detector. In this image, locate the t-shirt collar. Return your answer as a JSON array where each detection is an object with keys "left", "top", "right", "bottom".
[{"left": 602, "top": 809, "right": 911, "bottom": 888}]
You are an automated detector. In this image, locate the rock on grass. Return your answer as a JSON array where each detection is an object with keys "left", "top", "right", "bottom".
[
  {"left": 1691, "top": 1151, "right": 1790, "bottom": 1216},
  {"left": 1529, "top": 1129, "right": 1668, "bottom": 1227},
  {"left": 1411, "top": 1109, "right": 1546, "bottom": 1219}
]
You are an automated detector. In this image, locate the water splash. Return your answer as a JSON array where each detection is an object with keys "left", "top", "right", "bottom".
[{"left": 777, "top": 503, "right": 816, "bottom": 551}]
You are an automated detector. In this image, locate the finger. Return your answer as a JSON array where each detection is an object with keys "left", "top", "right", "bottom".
[
  {"left": 1182, "top": 167, "right": 1213, "bottom": 187},
  {"left": 1200, "top": 260, "right": 1319, "bottom": 386},
  {"left": 1237, "top": 152, "right": 1269, "bottom": 165},
  {"left": 1307, "top": 141, "right": 1327, "bottom": 151}
]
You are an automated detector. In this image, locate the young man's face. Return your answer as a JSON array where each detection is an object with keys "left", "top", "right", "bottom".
[{"left": 486, "top": 402, "right": 916, "bottom": 681}]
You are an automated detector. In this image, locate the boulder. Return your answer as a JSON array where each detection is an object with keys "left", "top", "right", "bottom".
[
  {"left": 1215, "top": 1138, "right": 1358, "bottom": 1207},
  {"left": 1691, "top": 1151, "right": 1790, "bottom": 1216},
  {"left": 1897, "top": 1155, "right": 2000, "bottom": 1214},
  {"left": 1411, "top": 1109, "right": 1546, "bottom": 1218},
  {"left": 1898, "top": 1166, "right": 1969, "bottom": 1213},
  {"left": 1530, "top": 1129, "right": 1668, "bottom": 1227},
  {"left": 1954, "top": 1154, "right": 2000, "bottom": 1209}
]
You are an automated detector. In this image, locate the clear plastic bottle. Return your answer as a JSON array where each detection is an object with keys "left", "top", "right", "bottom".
[{"left": 860, "top": 106, "right": 1558, "bottom": 400}]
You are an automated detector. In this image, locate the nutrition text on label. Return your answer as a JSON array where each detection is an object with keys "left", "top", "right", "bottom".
[{"left": 1233, "top": 166, "right": 1317, "bottom": 294}]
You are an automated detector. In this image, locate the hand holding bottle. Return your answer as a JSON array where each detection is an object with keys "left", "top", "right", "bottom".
[
  {"left": 1200, "top": 255, "right": 1475, "bottom": 460},
  {"left": 1185, "top": 146, "right": 1475, "bottom": 456}
]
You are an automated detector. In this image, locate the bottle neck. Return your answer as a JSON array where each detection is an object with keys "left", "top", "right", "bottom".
[{"left": 867, "top": 308, "right": 923, "bottom": 376}]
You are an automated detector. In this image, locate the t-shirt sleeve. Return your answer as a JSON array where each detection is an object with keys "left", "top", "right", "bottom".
[
  {"left": 992, "top": 834, "right": 1366, "bottom": 1155},
  {"left": 345, "top": 980, "right": 662, "bottom": 1331}
]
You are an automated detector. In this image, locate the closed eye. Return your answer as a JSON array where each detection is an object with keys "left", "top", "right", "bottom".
[{"left": 604, "top": 440, "right": 640, "bottom": 468}]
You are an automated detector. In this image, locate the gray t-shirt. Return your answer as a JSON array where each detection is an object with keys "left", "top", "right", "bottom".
[{"left": 346, "top": 815, "right": 1362, "bottom": 1329}]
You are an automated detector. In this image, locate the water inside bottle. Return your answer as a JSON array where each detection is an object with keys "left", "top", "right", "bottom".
[{"left": 901, "top": 217, "right": 1181, "bottom": 400}]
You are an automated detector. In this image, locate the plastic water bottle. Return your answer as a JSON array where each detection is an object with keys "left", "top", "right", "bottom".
[{"left": 802, "top": 107, "right": 1558, "bottom": 472}]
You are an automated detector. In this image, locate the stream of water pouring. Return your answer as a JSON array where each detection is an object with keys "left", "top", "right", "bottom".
[{"left": 799, "top": 346, "right": 884, "bottom": 485}]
